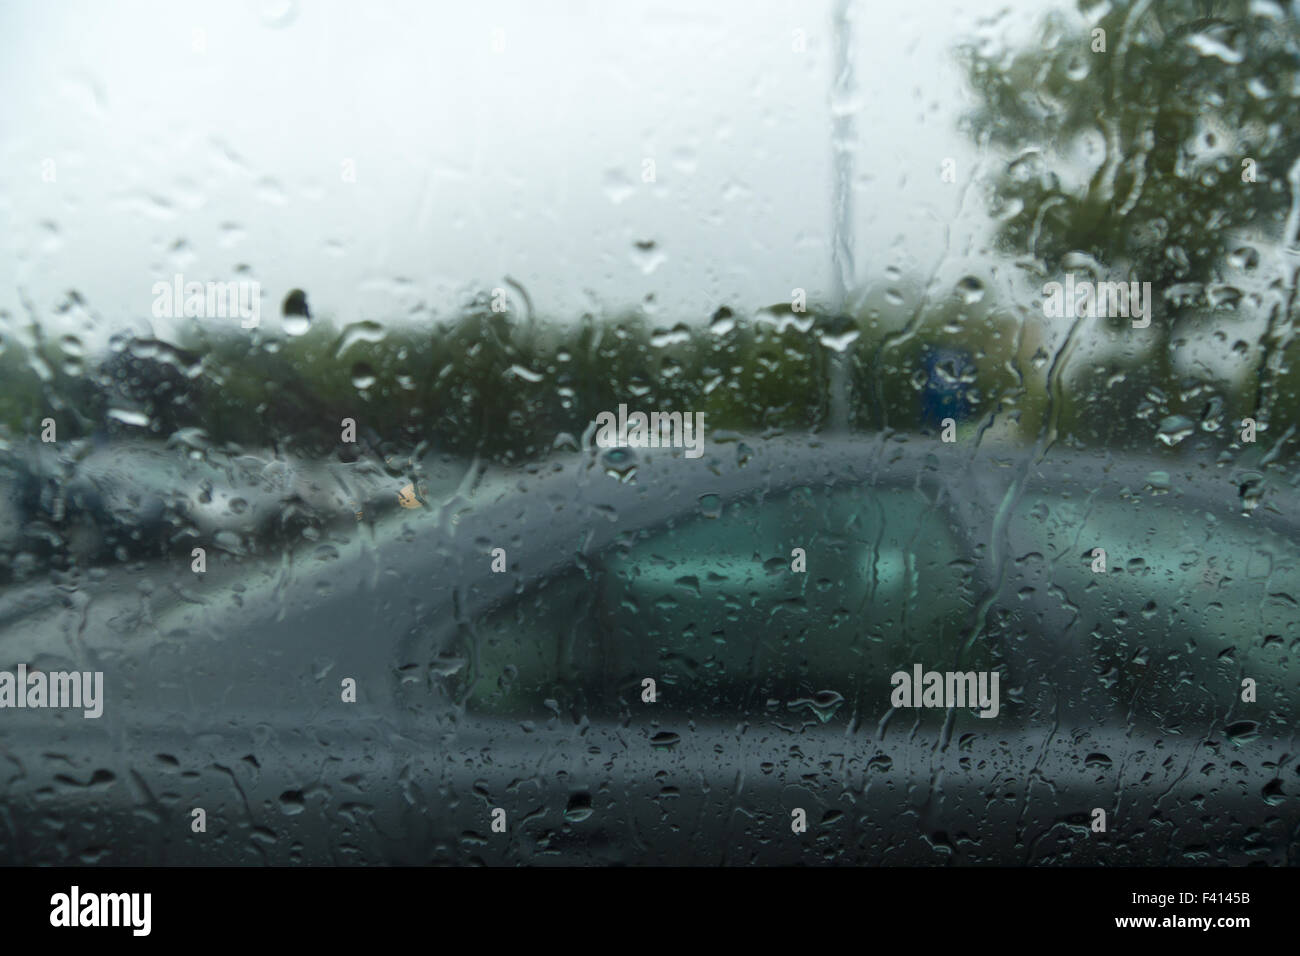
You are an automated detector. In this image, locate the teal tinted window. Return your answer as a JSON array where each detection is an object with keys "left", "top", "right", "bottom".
[
  {"left": 458, "top": 483, "right": 995, "bottom": 727},
  {"left": 1006, "top": 490, "right": 1300, "bottom": 734}
]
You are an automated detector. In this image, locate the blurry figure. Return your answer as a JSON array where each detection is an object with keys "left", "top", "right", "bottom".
[
  {"left": 396, "top": 483, "right": 423, "bottom": 509},
  {"left": 919, "top": 345, "right": 977, "bottom": 431}
]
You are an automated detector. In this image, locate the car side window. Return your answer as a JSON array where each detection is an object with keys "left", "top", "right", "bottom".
[
  {"left": 451, "top": 566, "right": 605, "bottom": 720},
  {"left": 1004, "top": 489, "right": 1300, "bottom": 734},
  {"left": 453, "top": 482, "right": 999, "bottom": 729}
]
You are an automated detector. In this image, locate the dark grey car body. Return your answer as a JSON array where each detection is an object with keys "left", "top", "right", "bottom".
[{"left": 0, "top": 435, "right": 1295, "bottom": 865}]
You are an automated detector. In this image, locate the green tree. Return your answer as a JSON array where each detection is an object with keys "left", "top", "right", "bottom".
[{"left": 959, "top": 0, "right": 1300, "bottom": 442}]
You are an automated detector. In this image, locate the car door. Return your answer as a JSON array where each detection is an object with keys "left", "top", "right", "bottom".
[
  {"left": 986, "top": 452, "right": 1300, "bottom": 865},
  {"left": 413, "top": 465, "right": 1027, "bottom": 864}
]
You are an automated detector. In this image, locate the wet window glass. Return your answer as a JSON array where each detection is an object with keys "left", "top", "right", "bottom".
[
  {"left": 2, "top": 0, "right": 1299, "bottom": 869},
  {"left": 1003, "top": 484, "right": 1300, "bottom": 734},
  {"left": 457, "top": 482, "right": 999, "bottom": 729}
]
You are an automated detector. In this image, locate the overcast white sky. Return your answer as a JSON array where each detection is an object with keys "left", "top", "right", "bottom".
[{"left": 1, "top": 0, "right": 1048, "bottom": 352}]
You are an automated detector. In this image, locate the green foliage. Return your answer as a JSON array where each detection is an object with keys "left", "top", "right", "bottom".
[
  {"left": 958, "top": 0, "right": 1300, "bottom": 446},
  {"left": 960, "top": 0, "right": 1299, "bottom": 294},
  {"left": 0, "top": 305, "right": 106, "bottom": 440},
  {"left": 89, "top": 303, "right": 839, "bottom": 462}
]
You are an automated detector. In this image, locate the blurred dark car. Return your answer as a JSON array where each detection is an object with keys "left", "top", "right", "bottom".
[{"left": 0, "top": 435, "right": 1295, "bottom": 864}]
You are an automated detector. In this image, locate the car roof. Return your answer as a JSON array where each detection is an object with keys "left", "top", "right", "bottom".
[{"left": 2, "top": 434, "right": 1290, "bottom": 669}]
